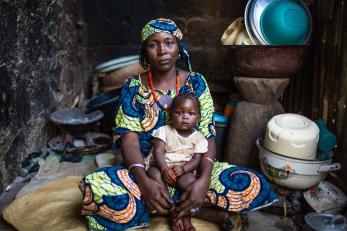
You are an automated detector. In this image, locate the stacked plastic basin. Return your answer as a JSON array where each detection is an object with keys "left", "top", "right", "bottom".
[{"left": 244, "top": 0, "right": 312, "bottom": 45}]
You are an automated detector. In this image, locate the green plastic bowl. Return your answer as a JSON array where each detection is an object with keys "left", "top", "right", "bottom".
[{"left": 260, "top": 1, "right": 310, "bottom": 45}]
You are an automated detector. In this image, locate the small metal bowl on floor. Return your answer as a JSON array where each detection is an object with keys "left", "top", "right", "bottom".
[
  {"left": 49, "top": 108, "right": 104, "bottom": 136},
  {"left": 48, "top": 132, "right": 112, "bottom": 155}
]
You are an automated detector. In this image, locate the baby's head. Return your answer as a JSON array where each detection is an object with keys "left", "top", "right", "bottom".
[{"left": 170, "top": 94, "right": 200, "bottom": 132}]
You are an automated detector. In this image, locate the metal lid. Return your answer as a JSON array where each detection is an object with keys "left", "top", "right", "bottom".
[{"left": 305, "top": 212, "right": 347, "bottom": 231}]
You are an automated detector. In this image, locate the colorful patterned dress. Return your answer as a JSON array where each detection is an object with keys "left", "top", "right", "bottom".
[{"left": 79, "top": 72, "right": 278, "bottom": 231}]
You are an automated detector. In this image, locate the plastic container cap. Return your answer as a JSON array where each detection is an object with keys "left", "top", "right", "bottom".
[
  {"left": 315, "top": 119, "right": 337, "bottom": 153},
  {"left": 260, "top": 1, "right": 310, "bottom": 45},
  {"left": 214, "top": 112, "right": 229, "bottom": 125}
]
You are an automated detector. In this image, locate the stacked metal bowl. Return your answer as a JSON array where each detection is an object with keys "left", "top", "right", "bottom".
[
  {"left": 245, "top": 0, "right": 312, "bottom": 45},
  {"left": 256, "top": 115, "right": 341, "bottom": 190}
]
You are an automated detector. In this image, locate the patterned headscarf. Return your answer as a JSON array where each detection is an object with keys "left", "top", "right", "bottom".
[
  {"left": 140, "top": 18, "right": 192, "bottom": 72},
  {"left": 141, "top": 18, "right": 183, "bottom": 42}
]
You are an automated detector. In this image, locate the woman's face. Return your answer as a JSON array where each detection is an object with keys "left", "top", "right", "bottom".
[
  {"left": 145, "top": 32, "right": 179, "bottom": 72},
  {"left": 171, "top": 98, "right": 199, "bottom": 133}
]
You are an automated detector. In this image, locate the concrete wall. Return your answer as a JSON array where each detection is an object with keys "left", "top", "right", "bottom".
[{"left": 0, "top": 0, "right": 87, "bottom": 192}]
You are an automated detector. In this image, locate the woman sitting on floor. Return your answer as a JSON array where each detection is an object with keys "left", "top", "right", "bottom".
[{"left": 79, "top": 18, "right": 278, "bottom": 231}]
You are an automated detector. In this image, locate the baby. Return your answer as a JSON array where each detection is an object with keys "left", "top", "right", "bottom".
[{"left": 145, "top": 93, "right": 208, "bottom": 231}]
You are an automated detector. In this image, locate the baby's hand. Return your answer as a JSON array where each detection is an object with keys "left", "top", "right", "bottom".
[
  {"left": 162, "top": 168, "right": 176, "bottom": 185},
  {"left": 171, "top": 165, "right": 185, "bottom": 177}
]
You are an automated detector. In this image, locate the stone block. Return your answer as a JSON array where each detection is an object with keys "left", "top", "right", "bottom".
[
  {"left": 234, "top": 77, "right": 290, "bottom": 104},
  {"left": 224, "top": 101, "right": 285, "bottom": 169}
]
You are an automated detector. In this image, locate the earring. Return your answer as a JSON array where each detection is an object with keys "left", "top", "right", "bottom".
[{"left": 143, "top": 59, "right": 151, "bottom": 70}]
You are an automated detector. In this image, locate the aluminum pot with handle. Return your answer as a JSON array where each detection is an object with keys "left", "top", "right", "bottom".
[{"left": 257, "top": 139, "right": 340, "bottom": 190}]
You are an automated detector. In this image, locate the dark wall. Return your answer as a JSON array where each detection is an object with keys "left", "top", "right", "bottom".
[
  {"left": 84, "top": 0, "right": 246, "bottom": 88},
  {"left": 0, "top": 0, "right": 87, "bottom": 192},
  {"left": 336, "top": 2, "right": 347, "bottom": 183}
]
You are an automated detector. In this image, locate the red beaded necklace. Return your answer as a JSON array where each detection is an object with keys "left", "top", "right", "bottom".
[{"left": 148, "top": 70, "right": 180, "bottom": 111}]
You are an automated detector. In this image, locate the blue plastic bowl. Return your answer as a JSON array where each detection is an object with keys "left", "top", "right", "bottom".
[{"left": 260, "top": 1, "right": 310, "bottom": 45}]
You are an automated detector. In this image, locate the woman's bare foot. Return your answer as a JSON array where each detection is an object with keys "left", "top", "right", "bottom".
[
  {"left": 183, "top": 216, "right": 196, "bottom": 231},
  {"left": 193, "top": 207, "right": 242, "bottom": 230},
  {"left": 171, "top": 216, "right": 184, "bottom": 231}
]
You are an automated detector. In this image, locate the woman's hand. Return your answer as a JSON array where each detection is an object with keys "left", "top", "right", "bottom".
[
  {"left": 138, "top": 176, "right": 174, "bottom": 215},
  {"left": 121, "top": 132, "right": 174, "bottom": 215},
  {"left": 174, "top": 177, "right": 209, "bottom": 218}
]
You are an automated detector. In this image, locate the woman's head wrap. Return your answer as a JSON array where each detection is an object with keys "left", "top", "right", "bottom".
[
  {"left": 141, "top": 18, "right": 183, "bottom": 42},
  {"left": 140, "top": 18, "right": 192, "bottom": 72}
]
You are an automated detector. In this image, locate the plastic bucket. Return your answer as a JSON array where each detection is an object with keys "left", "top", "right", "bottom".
[{"left": 214, "top": 113, "right": 229, "bottom": 161}]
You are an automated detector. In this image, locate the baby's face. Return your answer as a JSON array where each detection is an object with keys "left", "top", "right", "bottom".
[{"left": 171, "top": 99, "right": 199, "bottom": 132}]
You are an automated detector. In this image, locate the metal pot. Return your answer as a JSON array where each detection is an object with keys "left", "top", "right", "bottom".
[
  {"left": 49, "top": 108, "right": 104, "bottom": 136},
  {"left": 305, "top": 212, "right": 347, "bottom": 231},
  {"left": 256, "top": 139, "right": 341, "bottom": 190}
]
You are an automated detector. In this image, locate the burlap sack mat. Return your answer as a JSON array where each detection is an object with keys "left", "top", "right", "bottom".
[
  {"left": 3, "top": 176, "right": 87, "bottom": 231},
  {"left": 3, "top": 176, "right": 220, "bottom": 231}
]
